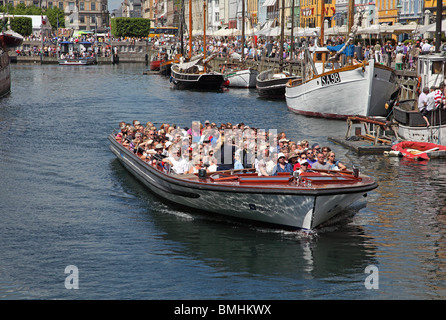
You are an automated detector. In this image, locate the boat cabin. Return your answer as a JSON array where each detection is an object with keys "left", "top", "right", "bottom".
[
  {"left": 58, "top": 41, "right": 94, "bottom": 58},
  {"left": 418, "top": 53, "right": 446, "bottom": 89},
  {"left": 59, "top": 41, "right": 74, "bottom": 56},
  {"left": 309, "top": 46, "right": 331, "bottom": 74}
]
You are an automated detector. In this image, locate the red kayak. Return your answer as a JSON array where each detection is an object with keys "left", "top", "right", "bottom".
[{"left": 391, "top": 141, "right": 446, "bottom": 160}]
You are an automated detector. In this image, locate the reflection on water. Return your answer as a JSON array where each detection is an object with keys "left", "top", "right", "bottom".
[{"left": 1, "top": 64, "right": 446, "bottom": 299}]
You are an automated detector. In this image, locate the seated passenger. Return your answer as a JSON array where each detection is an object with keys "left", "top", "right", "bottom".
[
  {"left": 188, "top": 155, "right": 205, "bottom": 174},
  {"left": 296, "top": 160, "right": 310, "bottom": 175},
  {"left": 311, "top": 152, "right": 331, "bottom": 170},
  {"left": 326, "top": 152, "right": 347, "bottom": 171},
  {"left": 165, "top": 148, "right": 190, "bottom": 174},
  {"left": 234, "top": 154, "right": 244, "bottom": 170},
  {"left": 272, "top": 153, "right": 293, "bottom": 176},
  {"left": 257, "top": 148, "right": 275, "bottom": 176}
]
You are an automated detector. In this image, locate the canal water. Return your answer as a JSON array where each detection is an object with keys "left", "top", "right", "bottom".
[{"left": 1, "top": 63, "right": 446, "bottom": 300}]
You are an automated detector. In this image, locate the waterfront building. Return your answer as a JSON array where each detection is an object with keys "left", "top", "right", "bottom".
[
  {"left": 335, "top": 1, "right": 376, "bottom": 27},
  {"left": 422, "top": 0, "right": 446, "bottom": 24},
  {"left": 398, "top": 0, "right": 424, "bottom": 23},
  {"left": 300, "top": 0, "right": 336, "bottom": 28},
  {"left": 375, "top": 0, "right": 403, "bottom": 24},
  {"left": 9, "top": 0, "right": 109, "bottom": 30}
]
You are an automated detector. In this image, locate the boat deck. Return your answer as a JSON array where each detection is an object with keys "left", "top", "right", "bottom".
[{"left": 128, "top": 151, "right": 372, "bottom": 191}]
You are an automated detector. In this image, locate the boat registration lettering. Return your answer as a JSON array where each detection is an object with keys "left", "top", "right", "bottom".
[{"left": 320, "top": 72, "right": 341, "bottom": 86}]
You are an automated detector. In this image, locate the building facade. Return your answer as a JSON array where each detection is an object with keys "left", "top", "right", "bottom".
[
  {"left": 11, "top": 0, "right": 109, "bottom": 30},
  {"left": 300, "top": 0, "right": 336, "bottom": 28}
]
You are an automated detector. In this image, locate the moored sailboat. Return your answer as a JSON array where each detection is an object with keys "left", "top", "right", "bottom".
[
  {"left": 285, "top": 0, "right": 399, "bottom": 119},
  {"left": 256, "top": 0, "right": 301, "bottom": 99},
  {"left": 223, "top": 0, "right": 258, "bottom": 88},
  {"left": 170, "top": 0, "right": 224, "bottom": 90}
]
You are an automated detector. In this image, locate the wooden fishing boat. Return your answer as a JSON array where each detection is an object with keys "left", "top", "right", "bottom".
[
  {"left": 160, "top": 54, "right": 180, "bottom": 76},
  {"left": 285, "top": 1, "right": 398, "bottom": 119},
  {"left": 108, "top": 131, "right": 378, "bottom": 231},
  {"left": 150, "top": 52, "right": 165, "bottom": 71},
  {"left": 392, "top": 53, "right": 446, "bottom": 145},
  {"left": 257, "top": 69, "right": 301, "bottom": 99},
  {"left": 256, "top": 0, "right": 300, "bottom": 99},
  {"left": 224, "top": 67, "right": 258, "bottom": 88},
  {"left": 170, "top": 0, "right": 224, "bottom": 91},
  {"left": 222, "top": 1, "right": 258, "bottom": 89},
  {"left": 170, "top": 54, "right": 225, "bottom": 90},
  {"left": 391, "top": 141, "right": 446, "bottom": 160}
]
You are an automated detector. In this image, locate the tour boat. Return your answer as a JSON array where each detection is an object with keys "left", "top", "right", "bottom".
[
  {"left": 0, "top": 30, "right": 23, "bottom": 97},
  {"left": 58, "top": 41, "right": 96, "bottom": 65},
  {"left": 108, "top": 131, "right": 378, "bottom": 231},
  {"left": 391, "top": 141, "right": 446, "bottom": 160}
]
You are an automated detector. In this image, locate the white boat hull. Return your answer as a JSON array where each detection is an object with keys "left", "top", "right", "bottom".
[
  {"left": 225, "top": 69, "right": 258, "bottom": 88},
  {"left": 109, "top": 136, "right": 375, "bottom": 230},
  {"left": 58, "top": 57, "right": 96, "bottom": 65},
  {"left": 285, "top": 61, "right": 398, "bottom": 119},
  {"left": 397, "top": 124, "right": 446, "bottom": 145}
]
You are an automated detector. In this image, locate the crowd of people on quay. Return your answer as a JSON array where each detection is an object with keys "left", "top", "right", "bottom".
[
  {"left": 114, "top": 120, "right": 347, "bottom": 176},
  {"left": 16, "top": 29, "right": 443, "bottom": 72},
  {"left": 148, "top": 34, "right": 442, "bottom": 73}
]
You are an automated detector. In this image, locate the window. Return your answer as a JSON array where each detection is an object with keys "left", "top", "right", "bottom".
[
  {"left": 48, "top": 1, "right": 53, "bottom": 7},
  {"left": 59, "top": 2, "right": 63, "bottom": 10},
  {"left": 432, "top": 61, "right": 443, "bottom": 75},
  {"left": 91, "top": 16, "right": 96, "bottom": 23},
  {"left": 91, "top": 2, "right": 96, "bottom": 10},
  {"left": 80, "top": 15, "right": 85, "bottom": 23},
  {"left": 80, "top": 2, "right": 84, "bottom": 10}
]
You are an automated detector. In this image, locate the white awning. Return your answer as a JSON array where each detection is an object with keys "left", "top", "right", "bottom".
[{"left": 263, "top": 0, "right": 277, "bottom": 7}]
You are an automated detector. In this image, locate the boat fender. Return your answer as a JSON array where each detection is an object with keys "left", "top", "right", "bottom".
[
  {"left": 416, "top": 76, "right": 422, "bottom": 94},
  {"left": 384, "top": 150, "right": 402, "bottom": 157}
]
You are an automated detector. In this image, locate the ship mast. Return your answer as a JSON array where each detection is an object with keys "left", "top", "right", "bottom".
[
  {"left": 279, "top": 0, "right": 285, "bottom": 70},
  {"left": 188, "top": 0, "right": 192, "bottom": 59},
  {"left": 203, "top": 0, "right": 207, "bottom": 72}
]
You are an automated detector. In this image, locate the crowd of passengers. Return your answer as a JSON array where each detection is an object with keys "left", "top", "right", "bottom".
[{"left": 115, "top": 120, "right": 347, "bottom": 176}]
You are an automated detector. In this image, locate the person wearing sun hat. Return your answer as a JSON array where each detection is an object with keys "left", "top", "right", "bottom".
[{"left": 272, "top": 152, "right": 293, "bottom": 176}]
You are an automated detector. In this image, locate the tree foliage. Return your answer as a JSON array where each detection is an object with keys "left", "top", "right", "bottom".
[
  {"left": 111, "top": 18, "right": 151, "bottom": 38},
  {"left": 9, "top": 17, "right": 33, "bottom": 36}
]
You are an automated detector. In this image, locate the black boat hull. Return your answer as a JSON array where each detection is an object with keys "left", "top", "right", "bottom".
[{"left": 171, "top": 69, "right": 224, "bottom": 90}]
